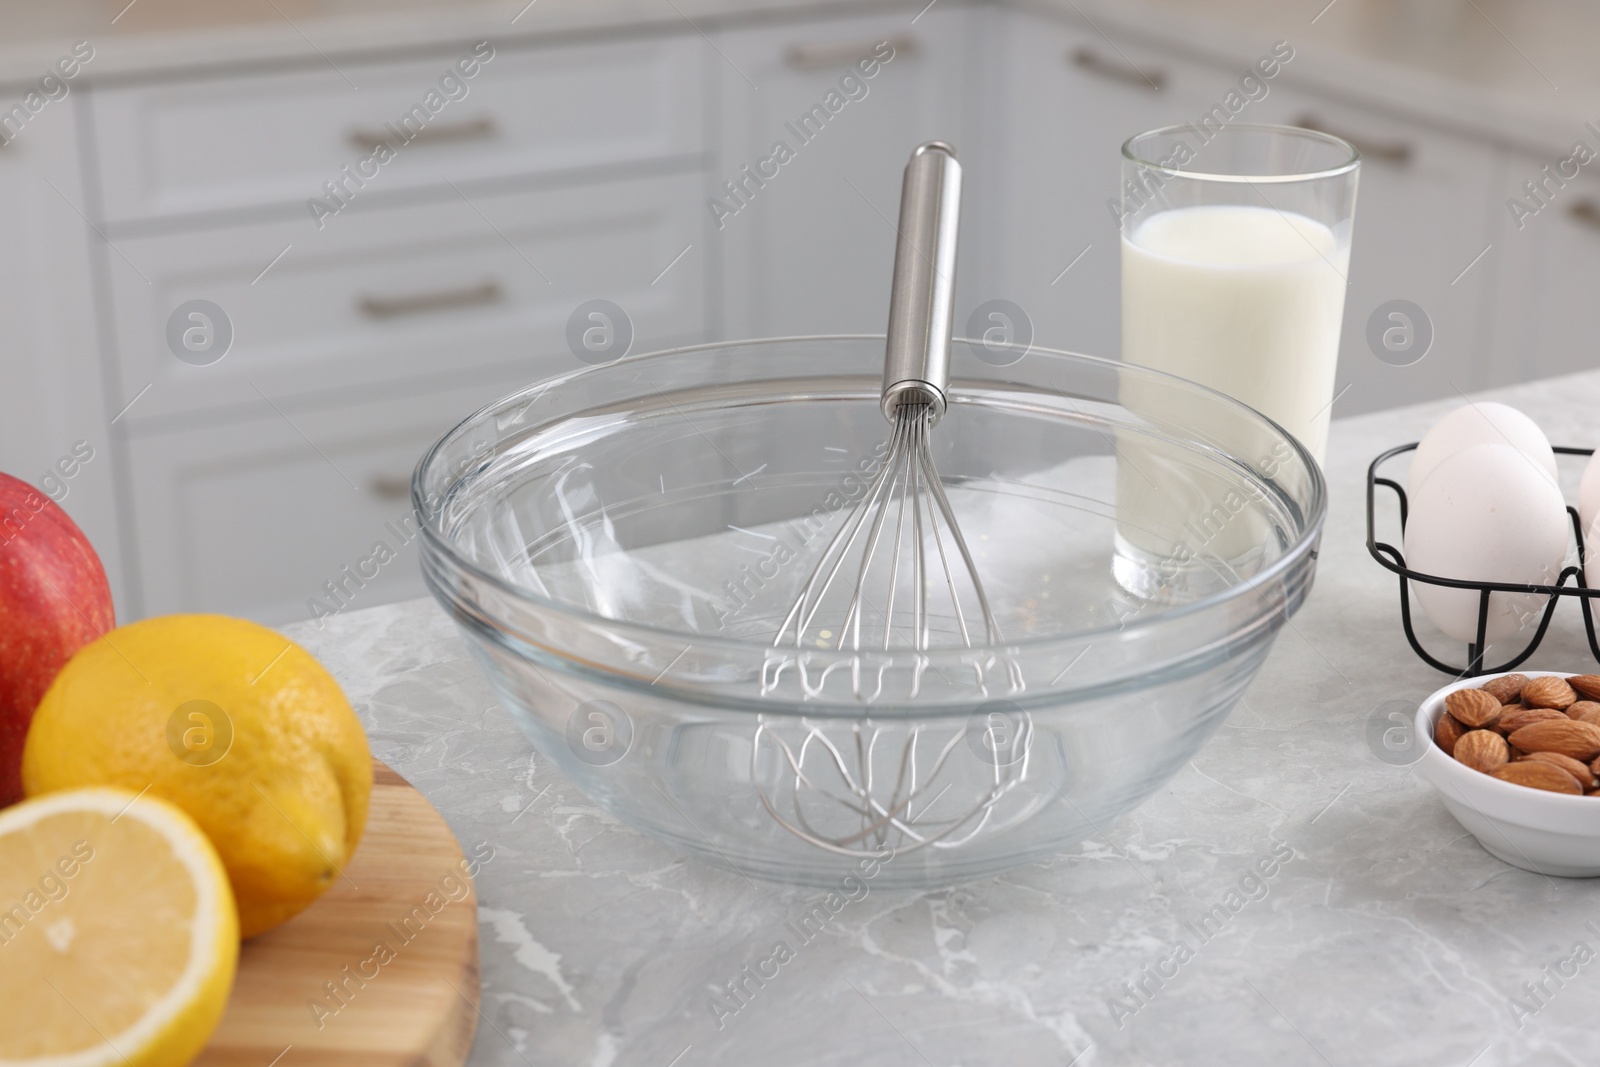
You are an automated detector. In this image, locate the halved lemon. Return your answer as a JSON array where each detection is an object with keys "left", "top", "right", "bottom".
[{"left": 0, "top": 788, "right": 238, "bottom": 1067}]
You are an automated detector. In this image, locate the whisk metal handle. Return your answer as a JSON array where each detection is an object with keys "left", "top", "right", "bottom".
[{"left": 883, "top": 141, "right": 962, "bottom": 424}]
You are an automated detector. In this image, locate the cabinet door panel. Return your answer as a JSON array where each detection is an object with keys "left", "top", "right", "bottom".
[
  {"left": 126, "top": 378, "right": 523, "bottom": 623},
  {"left": 984, "top": 10, "right": 1223, "bottom": 360},
  {"left": 715, "top": 8, "right": 976, "bottom": 339},
  {"left": 1265, "top": 86, "right": 1501, "bottom": 415},
  {"left": 1488, "top": 154, "right": 1600, "bottom": 388},
  {"left": 0, "top": 104, "right": 128, "bottom": 607}
]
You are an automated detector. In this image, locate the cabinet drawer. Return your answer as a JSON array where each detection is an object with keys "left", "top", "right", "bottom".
[
  {"left": 92, "top": 35, "right": 706, "bottom": 223},
  {"left": 125, "top": 377, "right": 523, "bottom": 623},
  {"left": 107, "top": 170, "right": 707, "bottom": 424}
]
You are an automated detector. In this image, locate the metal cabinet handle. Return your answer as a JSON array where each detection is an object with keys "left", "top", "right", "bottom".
[
  {"left": 1569, "top": 199, "right": 1600, "bottom": 230},
  {"left": 1069, "top": 48, "right": 1165, "bottom": 91},
  {"left": 357, "top": 279, "right": 503, "bottom": 319},
  {"left": 784, "top": 34, "right": 916, "bottom": 69},
  {"left": 346, "top": 115, "right": 498, "bottom": 152},
  {"left": 1294, "top": 114, "right": 1411, "bottom": 165},
  {"left": 368, "top": 476, "right": 410, "bottom": 500}
]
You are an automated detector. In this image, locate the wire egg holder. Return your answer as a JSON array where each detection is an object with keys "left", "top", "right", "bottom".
[{"left": 1367, "top": 442, "right": 1600, "bottom": 678}]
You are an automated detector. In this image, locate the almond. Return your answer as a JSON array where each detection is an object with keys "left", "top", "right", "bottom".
[
  {"left": 1521, "top": 676, "right": 1578, "bottom": 710},
  {"left": 1488, "top": 703, "right": 1523, "bottom": 734},
  {"left": 1507, "top": 719, "right": 1600, "bottom": 761},
  {"left": 1567, "top": 675, "right": 1600, "bottom": 701},
  {"left": 1435, "top": 712, "right": 1467, "bottom": 756},
  {"left": 1493, "top": 762, "right": 1583, "bottom": 794},
  {"left": 1495, "top": 706, "right": 1567, "bottom": 735},
  {"left": 1521, "top": 751, "right": 1600, "bottom": 790},
  {"left": 1445, "top": 688, "right": 1503, "bottom": 729},
  {"left": 1453, "top": 729, "right": 1510, "bottom": 773},
  {"left": 1480, "top": 674, "right": 1529, "bottom": 704},
  {"left": 1566, "top": 701, "right": 1600, "bottom": 727}
]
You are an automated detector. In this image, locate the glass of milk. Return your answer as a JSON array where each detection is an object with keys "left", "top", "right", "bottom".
[{"left": 1114, "top": 124, "right": 1357, "bottom": 601}]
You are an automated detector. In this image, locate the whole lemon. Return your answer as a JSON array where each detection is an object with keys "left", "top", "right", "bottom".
[{"left": 21, "top": 614, "right": 371, "bottom": 939}]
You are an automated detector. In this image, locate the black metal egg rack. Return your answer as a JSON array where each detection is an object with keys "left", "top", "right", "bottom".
[{"left": 1366, "top": 442, "right": 1600, "bottom": 678}]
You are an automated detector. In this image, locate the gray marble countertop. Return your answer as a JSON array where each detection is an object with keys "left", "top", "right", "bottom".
[{"left": 288, "top": 368, "right": 1600, "bottom": 1067}]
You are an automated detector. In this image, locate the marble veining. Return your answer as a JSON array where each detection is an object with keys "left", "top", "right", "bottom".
[{"left": 285, "top": 368, "right": 1600, "bottom": 1065}]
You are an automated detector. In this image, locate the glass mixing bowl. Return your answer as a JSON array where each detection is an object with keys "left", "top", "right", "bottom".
[{"left": 416, "top": 337, "right": 1324, "bottom": 887}]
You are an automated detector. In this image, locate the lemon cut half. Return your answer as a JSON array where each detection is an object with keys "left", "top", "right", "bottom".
[{"left": 0, "top": 788, "right": 239, "bottom": 1067}]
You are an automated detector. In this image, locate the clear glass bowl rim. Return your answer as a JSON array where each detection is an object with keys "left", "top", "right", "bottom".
[{"left": 414, "top": 334, "right": 1327, "bottom": 661}]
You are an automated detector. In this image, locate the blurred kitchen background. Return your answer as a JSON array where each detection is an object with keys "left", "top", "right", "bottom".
[{"left": 0, "top": 0, "right": 1594, "bottom": 626}]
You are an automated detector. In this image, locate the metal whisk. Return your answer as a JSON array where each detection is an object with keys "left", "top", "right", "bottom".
[
  {"left": 755, "top": 143, "right": 1031, "bottom": 861},
  {"left": 772, "top": 141, "right": 1000, "bottom": 654}
]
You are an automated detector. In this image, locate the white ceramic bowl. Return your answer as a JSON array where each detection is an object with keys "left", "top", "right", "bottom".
[{"left": 1416, "top": 671, "right": 1600, "bottom": 877}]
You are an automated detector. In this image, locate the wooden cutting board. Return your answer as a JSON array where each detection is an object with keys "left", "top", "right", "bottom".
[{"left": 195, "top": 762, "right": 480, "bottom": 1067}]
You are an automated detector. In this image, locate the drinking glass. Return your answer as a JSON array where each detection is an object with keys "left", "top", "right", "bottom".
[{"left": 1113, "top": 123, "right": 1357, "bottom": 601}]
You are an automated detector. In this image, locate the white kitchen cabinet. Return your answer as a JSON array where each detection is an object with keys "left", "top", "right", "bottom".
[
  {"left": 0, "top": 101, "right": 130, "bottom": 610},
  {"left": 81, "top": 28, "right": 716, "bottom": 620},
  {"left": 3, "top": 0, "right": 1584, "bottom": 626},
  {"left": 124, "top": 374, "right": 528, "bottom": 624},
  {"left": 1257, "top": 85, "right": 1503, "bottom": 416},
  {"left": 714, "top": 5, "right": 980, "bottom": 339},
  {"left": 90, "top": 35, "right": 708, "bottom": 224},
  {"left": 102, "top": 170, "right": 709, "bottom": 427},
  {"left": 982, "top": 8, "right": 1221, "bottom": 360},
  {"left": 1487, "top": 151, "right": 1600, "bottom": 388}
]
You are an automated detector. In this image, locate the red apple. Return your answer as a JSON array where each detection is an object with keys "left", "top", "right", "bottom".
[{"left": 0, "top": 471, "right": 114, "bottom": 805}]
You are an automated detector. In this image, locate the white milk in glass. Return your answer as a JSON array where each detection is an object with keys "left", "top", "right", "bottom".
[
  {"left": 1122, "top": 204, "right": 1348, "bottom": 459},
  {"left": 1116, "top": 204, "right": 1349, "bottom": 596}
]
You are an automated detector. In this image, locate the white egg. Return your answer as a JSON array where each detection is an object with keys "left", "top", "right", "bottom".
[
  {"left": 1408, "top": 401, "right": 1556, "bottom": 498},
  {"left": 1579, "top": 450, "right": 1600, "bottom": 538},
  {"left": 1404, "top": 442, "right": 1569, "bottom": 646}
]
